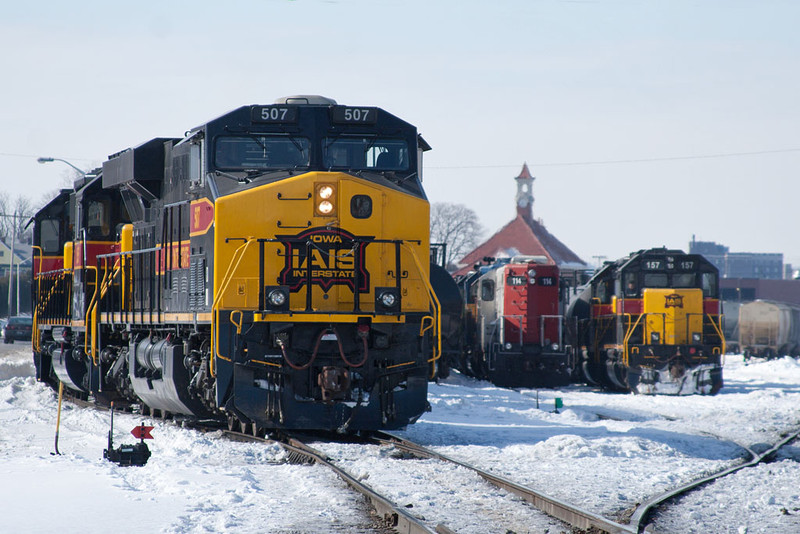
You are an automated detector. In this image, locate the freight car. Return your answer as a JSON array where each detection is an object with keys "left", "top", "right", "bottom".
[
  {"left": 31, "top": 96, "right": 440, "bottom": 433},
  {"left": 738, "top": 300, "right": 800, "bottom": 358},
  {"left": 457, "top": 256, "right": 574, "bottom": 388},
  {"left": 567, "top": 248, "right": 724, "bottom": 395}
]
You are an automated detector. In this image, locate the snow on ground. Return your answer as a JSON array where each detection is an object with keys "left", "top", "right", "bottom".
[
  {"left": 393, "top": 356, "right": 800, "bottom": 533},
  {"left": 2, "top": 342, "right": 800, "bottom": 533},
  {"left": 0, "top": 344, "right": 379, "bottom": 534}
]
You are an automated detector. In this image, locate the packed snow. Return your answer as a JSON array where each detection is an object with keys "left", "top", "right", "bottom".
[{"left": 2, "top": 342, "right": 799, "bottom": 533}]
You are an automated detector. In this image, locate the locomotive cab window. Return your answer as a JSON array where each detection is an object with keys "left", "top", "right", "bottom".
[
  {"left": 672, "top": 273, "right": 695, "bottom": 288},
  {"left": 701, "top": 272, "right": 717, "bottom": 297},
  {"left": 643, "top": 273, "right": 668, "bottom": 288},
  {"left": 624, "top": 272, "right": 637, "bottom": 297},
  {"left": 215, "top": 135, "right": 310, "bottom": 170},
  {"left": 594, "top": 280, "right": 611, "bottom": 304},
  {"left": 323, "top": 137, "right": 409, "bottom": 171},
  {"left": 87, "top": 198, "right": 111, "bottom": 238},
  {"left": 480, "top": 279, "right": 495, "bottom": 301},
  {"left": 40, "top": 219, "right": 60, "bottom": 254}
]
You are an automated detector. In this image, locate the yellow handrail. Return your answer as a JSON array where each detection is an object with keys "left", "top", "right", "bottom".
[
  {"left": 82, "top": 265, "right": 100, "bottom": 362},
  {"left": 706, "top": 313, "right": 726, "bottom": 355},
  {"left": 399, "top": 243, "right": 442, "bottom": 378},
  {"left": 85, "top": 258, "right": 121, "bottom": 365},
  {"left": 621, "top": 312, "right": 645, "bottom": 367},
  {"left": 211, "top": 238, "right": 256, "bottom": 377}
]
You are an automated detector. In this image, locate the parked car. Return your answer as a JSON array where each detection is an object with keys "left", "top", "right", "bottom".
[
  {"left": 0, "top": 319, "right": 6, "bottom": 340},
  {"left": 3, "top": 316, "right": 32, "bottom": 344}
]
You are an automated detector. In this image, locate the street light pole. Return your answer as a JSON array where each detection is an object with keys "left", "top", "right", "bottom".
[
  {"left": 6, "top": 209, "right": 16, "bottom": 318},
  {"left": 37, "top": 157, "right": 87, "bottom": 176},
  {"left": 16, "top": 256, "right": 32, "bottom": 316}
]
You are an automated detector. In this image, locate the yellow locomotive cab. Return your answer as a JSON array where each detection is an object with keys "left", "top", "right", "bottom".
[{"left": 213, "top": 171, "right": 432, "bottom": 319}]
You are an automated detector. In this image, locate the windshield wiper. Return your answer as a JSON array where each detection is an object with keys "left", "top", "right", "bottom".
[{"left": 214, "top": 170, "right": 251, "bottom": 184}]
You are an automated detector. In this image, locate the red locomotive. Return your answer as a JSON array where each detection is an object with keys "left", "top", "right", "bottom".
[{"left": 457, "top": 256, "right": 574, "bottom": 388}]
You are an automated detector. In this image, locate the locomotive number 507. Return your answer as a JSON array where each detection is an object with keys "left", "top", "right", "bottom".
[{"left": 262, "top": 107, "right": 289, "bottom": 121}]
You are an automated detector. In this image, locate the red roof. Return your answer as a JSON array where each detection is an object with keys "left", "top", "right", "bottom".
[
  {"left": 454, "top": 214, "right": 586, "bottom": 276},
  {"left": 452, "top": 163, "right": 586, "bottom": 276},
  {"left": 515, "top": 162, "right": 533, "bottom": 181}
]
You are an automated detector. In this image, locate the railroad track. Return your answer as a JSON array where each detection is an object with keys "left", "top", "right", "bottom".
[
  {"left": 628, "top": 427, "right": 800, "bottom": 532},
  {"left": 224, "top": 429, "right": 432, "bottom": 533},
  {"left": 367, "top": 431, "right": 634, "bottom": 534},
  {"left": 59, "top": 391, "right": 800, "bottom": 533}
]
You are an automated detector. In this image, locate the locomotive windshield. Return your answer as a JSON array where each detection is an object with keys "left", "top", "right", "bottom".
[
  {"left": 323, "top": 137, "right": 409, "bottom": 171},
  {"left": 632, "top": 269, "right": 717, "bottom": 297},
  {"left": 40, "top": 219, "right": 60, "bottom": 254},
  {"left": 214, "top": 135, "right": 311, "bottom": 170}
]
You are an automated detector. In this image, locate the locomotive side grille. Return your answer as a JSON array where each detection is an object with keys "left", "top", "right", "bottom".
[{"left": 189, "top": 255, "right": 206, "bottom": 310}]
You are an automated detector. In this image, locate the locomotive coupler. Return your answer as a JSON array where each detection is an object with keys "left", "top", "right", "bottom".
[{"left": 317, "top": 366, "right": 351, "bottom": 402}]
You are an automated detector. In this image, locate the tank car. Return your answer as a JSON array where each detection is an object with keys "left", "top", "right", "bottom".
[
  {"left": 738, "top": 300, "right": 800, "bottom": 358},
  {"left": 458, "top": 256, "right": 574, "bottom": 388},
  {"left": 31, "top": 96, "right": 439, "bottom": 433},
  {"left": 567, "top": 248, "right": 724, "bottom": 394}
]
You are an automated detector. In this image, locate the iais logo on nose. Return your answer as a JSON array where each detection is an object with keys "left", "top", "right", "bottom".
[{"left": 278, "top": 227, "right": 372, "bottom": 293}]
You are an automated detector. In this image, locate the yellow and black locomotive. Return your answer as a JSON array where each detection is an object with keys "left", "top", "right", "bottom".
[
  {"left": 567, "top": 248, "right": 724, "bottom": 394},
  {"left": 31, "top": 96, "right": 439, "bottom": 432}
]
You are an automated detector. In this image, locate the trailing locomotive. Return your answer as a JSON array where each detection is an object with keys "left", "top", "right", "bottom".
[
  {"left": 738, "top": 300, "right": 800, "bottom": 359},
  {"left": 31, "top": 96, "right": 439, "bottom": 433},
  {"left": 567, "top": 248, "right": 724, "bottom": 395},
  {"left": 458, "top": 257, "right": 574, "bottom": 388}
]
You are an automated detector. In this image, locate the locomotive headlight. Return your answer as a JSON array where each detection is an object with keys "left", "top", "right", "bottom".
[
  {"left": 504, "top": 342, "right": 513, "bottom": 350},
  {"left": 375, "top": 287, "right": 400, "bottom": 312},
  {"left": 651, "top": 332, "right": 660, "bottom": 344},
  {"left": 315, "top": 183, "right": 337, "bottom": 216},
  {"left": 527, "top": 269, "right": 536, "bottom": 283},
  {"left": 268, "top": 289, "right": 287, "bottom": 307},
  {"left": 380, "top": 291, "right": 396, "bottom": 308},
  {"left": 692, "top": 332, "right": 702, "bottom": 344},
  {"left": 263, "top": 286, "right": 290, "bottom": 312}
]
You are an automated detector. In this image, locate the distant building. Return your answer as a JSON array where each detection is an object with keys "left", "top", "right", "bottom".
[
  {"left": 689, "top": 237, "right": 784, "bottom": 280},
  {"left": 720, "top": 278, "right": 800, "bottom": 307},
  {"left": 454, "top": 164, "right": 589, "bottom": 281},
  {"left": 0, "top": 240, "right": 32, "bottom": 277}
]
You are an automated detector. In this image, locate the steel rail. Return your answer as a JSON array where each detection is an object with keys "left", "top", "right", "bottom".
[
  {"left": 281, "top": 436, "right": 436, "bottom": 534},
  {"left": 373, "top": 431, "right": 635, "bottom": 534},
  {"left": 629, "top": 428, "right": 800, "bottom": 532},
  {"left": 219, "top": 431, "right": 436, "bottom": 534}
]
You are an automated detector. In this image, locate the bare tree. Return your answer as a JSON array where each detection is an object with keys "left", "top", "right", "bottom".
[
  {"left": 430, "top": 202, "right": 484, "bottom": 269},
  {"left": 13, "top": 196, "right": 33, "bottom": 244},
  {"left": 0, "top": 191, "right": 9, "bottom": 241},
  {"left": 0, "top": 194, "right": 35, "bottom": 245}
]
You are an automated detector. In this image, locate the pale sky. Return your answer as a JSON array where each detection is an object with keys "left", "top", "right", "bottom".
[{"left": 2, "top": 0, "right": 798, "bottom": 267}]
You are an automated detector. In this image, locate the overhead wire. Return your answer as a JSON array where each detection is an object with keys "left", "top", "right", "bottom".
[{"left": 427, "top": 147, "right": 800, "bottom": 170}]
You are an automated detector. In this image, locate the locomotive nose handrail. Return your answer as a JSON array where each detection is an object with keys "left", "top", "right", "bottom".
[
  {"left": 539, "top": 314, "right": 564, "bottom": 348},
  {"left": 208, "top": 236, "right": 441, "bottom": 376},
  {"left": 251, "top": 236, "right": 420, "bottom": 315}
]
